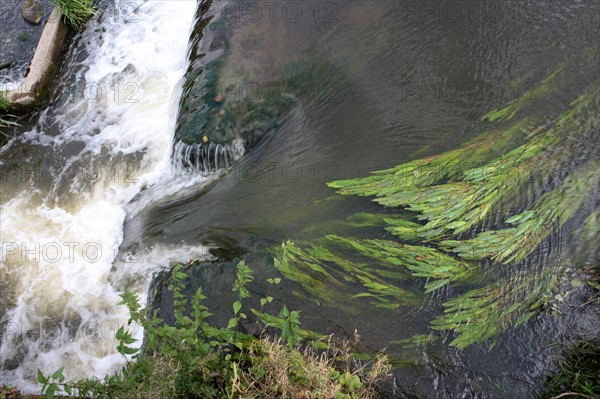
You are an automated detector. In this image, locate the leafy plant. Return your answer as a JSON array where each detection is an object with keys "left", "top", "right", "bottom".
[
  {"left": 278, "top": 305, "right": 302, "bottom": 350},
  {"left": 37, "top": 261, "right": 390, "bottom": 398},
  {"left": 0, "top": 385, "right": 19, "bottom": 399},
  {"left": 38, "top": 368, "right": 67, "bottom": 399}
]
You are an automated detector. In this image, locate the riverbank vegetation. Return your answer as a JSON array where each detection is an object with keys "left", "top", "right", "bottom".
[
  {"left": 538, "top": 274, "right": 599, "bottom": 399},
  {"left": 540, "top": 338, "right": 600, "bottom": 399},
  {"left": 51, "top": 0, "right": 95, "bottom": 28},
  {"left": 35, "top": 262, "right": 390, "bottom": 398}
]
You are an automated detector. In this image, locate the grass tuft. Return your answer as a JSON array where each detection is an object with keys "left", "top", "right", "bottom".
[
  {"left": 51, "top": 0, "right": 95, "bottom": 28},
  {"left": 540, "top": 338, "right": 600, "bottom": 399}
]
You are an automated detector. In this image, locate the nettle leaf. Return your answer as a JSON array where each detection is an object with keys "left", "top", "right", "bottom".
[
  {"left": 122, "top": 346, "right": 139, "bottom": 355},
  {"left": 115, "top": 326, "right": 125, "bottom": 340},
  {"left": 233, "top": 301, "right": 242, "bottom": 315},
  {"left": 37, "top": 369, "right": 47, "bottom": 384},
  {"left": 51, "top": 367, "right": 64, "bottom": 380},
  {"left": 227, "top": 318, "right": 238, "bottom": 329}
]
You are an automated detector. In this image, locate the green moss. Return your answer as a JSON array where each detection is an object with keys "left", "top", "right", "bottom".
[{"left": 34, "top": 62, "right": 58, "bottom": 106}]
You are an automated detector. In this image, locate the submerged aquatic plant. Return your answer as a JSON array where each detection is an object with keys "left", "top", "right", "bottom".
[
  {"left": 273, "top": 240, "right": 418, "bottom": 310},
  {"left": 327, "top": 63, "right": 586, "bottom": 202},
  {"left": 277, "top": 58, "right": 599, "bottom": 349},
  {"left": 0, "top": 92, "right": 10, "bottom": 111},
  {"left": 331, "top": 88, "right": 599, "bottom": 242},
  {"left": 323, "top": 235, "right": 476, "bottom": 293},
  {"left": 430, "top": 263, "right": 563, "bottom": 349},
  {"left": 442, "top": 160, "right": 599, "bottom": 264}
]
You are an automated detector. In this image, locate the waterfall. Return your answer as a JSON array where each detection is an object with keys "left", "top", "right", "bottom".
[{"left": 0, "top": 0, "right": 201, "bottom": 392}]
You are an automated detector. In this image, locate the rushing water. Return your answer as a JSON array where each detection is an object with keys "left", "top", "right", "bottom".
[
  {"left": 0, "top": 0, "right": 200, "bottom": 391},
  {"left": 1, "top": 0, "right": 599, "bottom": 397}
]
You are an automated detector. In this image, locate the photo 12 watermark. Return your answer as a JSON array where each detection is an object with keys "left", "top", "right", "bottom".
[
  {"left": 211, "top": 1, "right": 339, "bottom": 25},
  {"left": 0, "top": 241, "right": 138, "bottom": 264},
  {"left": 0, "top": 160, "right": 141, "bottom": 185},
  {"left": 397, "top": 80, "right": 543, "bottom": 105},
  {"left": 1, "top": 319, "right": 142, "bottom": 345}
]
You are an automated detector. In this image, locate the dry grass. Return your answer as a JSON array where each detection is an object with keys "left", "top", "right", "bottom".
[{"left": 233, "top": 334, "right": 391, "bottom": 399}]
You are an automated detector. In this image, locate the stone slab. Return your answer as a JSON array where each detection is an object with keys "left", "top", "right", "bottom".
[{"left": 5, "top": 7, "right": 68, "bottom": 108}]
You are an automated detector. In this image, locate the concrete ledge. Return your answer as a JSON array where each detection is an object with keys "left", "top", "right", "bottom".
[{"left": 6, "top": 8, "right": 69, "bottom": 108}]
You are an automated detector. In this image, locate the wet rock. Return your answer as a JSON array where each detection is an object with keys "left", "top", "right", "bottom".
[
  {"left": 22, "top": 0, "right": 42, "bottom": 25},
  {"left": 0, "top": 61, "right": 13, "bottom": 71}
]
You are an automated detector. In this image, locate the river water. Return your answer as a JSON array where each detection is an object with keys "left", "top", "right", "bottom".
[{"left": 1, "top": 0, "right": 599, "bottom": 397}]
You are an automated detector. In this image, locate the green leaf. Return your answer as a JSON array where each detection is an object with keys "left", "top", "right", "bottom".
[
  {"left": 122, "top": 346, "right": 138, "bottom": 355},
  {"left": 424, "top": 278, "right": 450, "bottom": 293},
  {"left": 51, "top": 367, "right": 63, "bottom": 380},
  {"left": 233, "top": 301, "right": 242, "bottom": 315},
  {"left": 227, "top": 318, "right": 238, "bottom": 329},
  {"left": 37, "top": 369, "right": 47, "bottom": 384},
  {"left": 46, "top": 383, "right": 57, "bottom": 399}
]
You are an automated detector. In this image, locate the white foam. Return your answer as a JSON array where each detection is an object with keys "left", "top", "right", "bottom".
[{"left": 0, "top": 0, "right": 200, "bottom": 392}]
